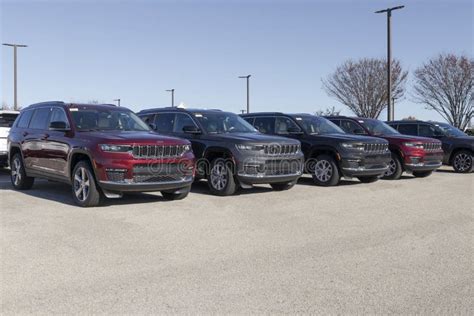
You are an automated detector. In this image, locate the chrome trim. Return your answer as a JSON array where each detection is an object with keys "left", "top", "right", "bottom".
[
  {"left": 405, "top": 162, "right": 442, "bottom": 168},
  {"left": 100, "top": 176, "right": 193, "bottom": 186},
  {"left": 237, "top": 171, "right": 302, "bottom": 178},
  {"left": 342, "top": 166, "right": 389, "bottom": 172}
]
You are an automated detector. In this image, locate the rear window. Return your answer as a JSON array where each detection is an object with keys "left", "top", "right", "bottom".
[{"left": 0, "top": 113, "right": 19, "bottom": 127}]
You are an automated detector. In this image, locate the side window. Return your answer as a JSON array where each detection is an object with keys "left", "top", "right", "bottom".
[
  {"left": 253, "top": 117, "right": 275, "bottom": 134},
  {"left": 398, "top": 124, "right": 418, "bottom": 136},
  {"left": 340, "top": 120, "right": 367, "bottom": 135},
  {"left": 29, "top": 108, "right": 51, "bottom": 130},
  {"left": 49, "top": 108, "right": 70, "bottom": 128},
  {"left": 16, "top": 110, "right": 34, "bottom": 128},
  {"left": 418, "top": 124, "right": 436, "bottom": 137},
  {"left": 174, "top": 113, "right": 197, "bottom": 133},
  {"left": 154, "top": 113, "right": 176, "bottom": 133},
  {"left": 139, "top": 114, "right": 155, "bottom": 125},
  {"left": 243, "top": 117, "right": 255, "bottom": 125},
  {"left": 329, "top": 119, "right": 341, "bottom": 127},
  {"left": 275, "top": 116, "right": 301, "bottom": 135}
]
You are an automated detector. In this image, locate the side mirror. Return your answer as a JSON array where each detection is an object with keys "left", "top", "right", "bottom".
[
  {"left": 353, "top": 128, "right": 367, "bottom": 135},
  {"left": 148, "top": 123, "right": 157, "bottom": 130},
  {"left": 287, "top": 127, "right": 303, "bottom": 135},
  {"left": 49, "top": 121, "right": 70, "bottom": 131},
  {"left": 183, "top": 125, "right": 202, "bottom": 134}
]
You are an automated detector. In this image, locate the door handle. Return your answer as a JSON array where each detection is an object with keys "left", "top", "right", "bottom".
[{"left": 41, "top": 133, "right": 50, "bottom": 140}]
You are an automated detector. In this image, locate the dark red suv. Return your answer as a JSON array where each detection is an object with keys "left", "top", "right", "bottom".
[
  {"left": 327, "top": 117, "right": 444, "bottom": 179},
  {"left": 8, "top": 102, "right": 195, "bottom": 206}
]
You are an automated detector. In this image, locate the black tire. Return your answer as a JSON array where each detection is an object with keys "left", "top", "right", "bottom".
[
  {"left": 357, "top": 176, "right": 379, "bottom": 183},
  {"left": 451, "top": 150, "right": 473, "bottom": 173},
  {"left": 270, "top": 181, "right": 296, "bottom": 191},
  {"left": 312, "top": 154, "right": 340, "bottom": 186},
  {"left": 413, "top": 171, "right": 433, "bottom": 178},
  {"left": 161, "top": 186, "right": 191, "bottom": 200},
  {"left": 71, "top": 160, "right": 101, "bottom": 207},
  {"left": 382, "top": 152, "right": 403, "bottom": 180},
  {"left": 10, "top": 153, "right": 34, "bottom": 190},
  {"left": 207, "top": 158, "right": 237, "bottom": 196}
]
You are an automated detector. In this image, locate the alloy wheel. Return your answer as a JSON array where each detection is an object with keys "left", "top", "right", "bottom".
[
  {"left": 454, "top": 153, "right": 472, "bottom": 172},
  {"left": 210, "top": 162, "right": 228, "bottom": 191},
  {"left": 74, "top": 167, "right": 90, "bottom": 202},
  {"left": 385, "top": 159, "right": 397, "bottom": 177},
  {"left": 11, "top": 157, "right": 22, "bottom": 186},
  {"left": 314, "top": 160, "right": 333, "bottom": 183}
]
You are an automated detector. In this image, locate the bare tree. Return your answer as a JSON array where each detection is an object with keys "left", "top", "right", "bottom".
[
  {"left": 315, "top": 106, "right": 341, "bottom": 116},
  {"left": 323, "top": 58, "right": 408, "bottom": 118},
  {"left": 402, "top": 116, "right": 417, "bottom": 121},
  {"left": 413, "top": 54, "right": 473, "bottom": 130}
]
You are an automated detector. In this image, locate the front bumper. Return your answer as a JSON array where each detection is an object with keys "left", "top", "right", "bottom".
[
  {"left": 403, "top": 152, "right": 444, "bottom": 172},
  {"left": 99, "top": 175, "right": 194, "bottom": 192},
  {"left": 340, "top": 152, "right": 391, "bottom": 177},
  {"left": 236, "top": 156, "right": 304, "bottom": 185}
]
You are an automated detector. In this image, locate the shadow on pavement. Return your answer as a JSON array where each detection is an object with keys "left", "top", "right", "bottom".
[
  {"left": 296, "top": 175, "right": 360, "bottom": 187},
  {"left": 190, "top": 179, "right": 274, "bottom": 196}
]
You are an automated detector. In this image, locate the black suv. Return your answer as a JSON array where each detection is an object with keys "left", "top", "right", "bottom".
[
  {"left": 137, "top": 108, "right": 304, "bottom": 195},
  {"left": 387, "top": 120, "right": 474, "bottom": 173},
  {"left": 241, "top": 113, "right": 390, "bottom": 186}
]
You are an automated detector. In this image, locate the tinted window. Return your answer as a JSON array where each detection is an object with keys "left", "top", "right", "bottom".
[
  {"left": 418, "top": 124, "right": 437, "bottom": 137},
  {"left": 140, "top": 114, "right": 155, "bottom": 125},
  {"left": 49, "top": 108, "right": 70, "bottom": 128},
  {"left": 17, "top": 110, "right": 34, "bottom": 128},
  {"left": 154, "top": 113, "right": 175, "bottom": 133},
  {"left": 70, "top": 108, "right": 149, "bottom": 131},
  {"left": 294, "top": 116, "right": 344, "bottom": 135},
  {"left": 242, "top": 117, "right": 254, "bottom": 125},
  {"left": 340, "top": 120, "right": 368, "bottom": 135},
  {"left": 398, "top": 124, "right": 418, "bottom": 136},
  {"left": 0, "top": 113, "right": 19, "bottom": 127},
  {"left": 29, "top": 108, "right": 51, "bottom": 130},
  {"left": 275, "top": 116, "right": 301, "bottom": 135},
  {"left": 192, "top": 112, "right": 256, "bottom": 134},
  {"left": 254, "top": 117, "right": 275, "bottom": 134},
  {"left": 174, "top": 113, "right": 197, "bottom": 133}
]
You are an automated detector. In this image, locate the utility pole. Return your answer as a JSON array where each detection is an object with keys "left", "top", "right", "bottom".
[
  {"left": 2, "top": 43, "right": 28, "bottom": 110},
  {"left": 166, "top": 89, "right": 175, "bottom": 107},
  {"left": 238, "top": 75, "right": 251, "bottom": 113},
  {"left": 113, "top": 98, "right": 121, "bottom": 107},
  {"left": 375, "top": 5, "right": 404, "bottom": 121}
]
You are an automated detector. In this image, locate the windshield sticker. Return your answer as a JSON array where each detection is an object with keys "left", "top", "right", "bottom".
[
  {"left": 194, "top": 113, "right": 203, "bottom": 117},
  {"left": 295, "top": 117, "right": 302, "bottom": 120},
  {"left": 69, "top": 108, "right": 78, "bottom": 111}
]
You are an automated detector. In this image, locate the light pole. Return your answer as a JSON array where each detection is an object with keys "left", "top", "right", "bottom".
[
  {"left": 238, "top": 75, "right": 251, "bottom": 113},
  {"left": 166, "top": 89, "right": 175, "bottom": 107},
  {"left": 375, "top": 5, "right": 404, "bottom": 122},
  {"left": 113, "top": 98, "right": 121, "bottom": 107},
  {"left": 3, "top": 43, "right": 28, "bottom": 110}
]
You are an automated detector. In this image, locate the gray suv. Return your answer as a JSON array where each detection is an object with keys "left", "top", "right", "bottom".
[{"left": 137, "top": 108, "right": 304, "bottom": 196}]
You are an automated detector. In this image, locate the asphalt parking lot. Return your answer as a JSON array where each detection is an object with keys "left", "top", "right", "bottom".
[{"left": 0, "top": 167, "right": 472, "bottom": 314}]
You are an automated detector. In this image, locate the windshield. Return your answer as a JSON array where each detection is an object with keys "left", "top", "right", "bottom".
[
  {"left": 192, "top": 112, "right": 257, "bottom": 134},
  {"left": 0, "top": 113, "right": 19, "bottom": 128},
  {"left": 434, "top": 122, "right": 466, "bottom": 137},
  {"left": 293, "top": 116, "right": 344, "bottom": 135},
  {"left": 70, "top": 108, "right": 150, "bottom": 132},
  {"left": 359, "top": 119, "right": 399, "bottom": 136}
]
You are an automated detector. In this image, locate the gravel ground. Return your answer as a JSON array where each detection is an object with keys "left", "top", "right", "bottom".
[{"left": 1, "top": 167, "right": 473, "bottom": 314}]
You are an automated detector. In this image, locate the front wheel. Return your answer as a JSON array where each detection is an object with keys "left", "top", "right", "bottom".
[
  {"left": 161, "top": 186, "right": 191, "bottom": 200},
  {"left": 72, "top": 161, "right": 101, "bottom": 207},
  {"left": 270, "top": 181, "right": 296, "bottom": 191},
  {"left": 357, "top": 176, "right": 379, "bottom": 183},
  {"left": 413, "top": 171, "right": 432, "bottom": 178},
  {"left": 382, "top": 153, "right": 403, "bottom": 180},
  {"left": 452, "top": 150, "right": 473, "bottom": 173},
  {"left": 10, "top": 153, "right": 35, "bottom": 190},
  {"left": 207, "top": 158, "right": 237, "bottom": 196},
  {"left": 312, "top": 154, "right": 340, "bottom": 186}
]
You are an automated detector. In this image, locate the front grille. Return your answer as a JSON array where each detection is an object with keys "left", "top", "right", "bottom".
[
  {"left": 132, "top": 163, "right": 192, "bottom": 183},
  {"left": 263, "top": 144, "right": 299, "bottom": 156},
  {"left": 243, "top": 159, "right": 302, "bottom": 176},
  {"left": 106, "top": 170, "right": 126, "bottom": 182},
  {"left": 422, "top": 142, "right": 442, "bottom": 151},
  {"left": 363, "top": 143, "right": 388, "bottom": 154},
  {"left": 132, "top": 144, "right": 187, "bottom": 159}
]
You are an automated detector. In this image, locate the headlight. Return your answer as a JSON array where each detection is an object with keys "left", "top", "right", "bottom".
[
  {"left": 404, "top": 142, "right": 424, "bottom": 149},
  {"left": 183, "top": 144, "right": 192, "bottom": 153},
  {"left": 99, "top": 144, "right": 133, "bottom": 153},
  {"left": 236, "top": 144, "right": 263, "bottom": 151},
  {"left": 341, "top": 142, "right": 365, "bottom": 151}
]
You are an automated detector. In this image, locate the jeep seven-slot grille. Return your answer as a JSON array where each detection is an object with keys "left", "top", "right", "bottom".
[
  {"left": 132, "top": 144, "right": 187, "bottom": 159},
  {"left": 363, "top": 143, "right": 388, "bottom": 154},
  {"left": 263, "top": 144, "right": 299, "bottom": 156},
  {"left": 422, "top": 142, "right": 442, "bottom": 151}
]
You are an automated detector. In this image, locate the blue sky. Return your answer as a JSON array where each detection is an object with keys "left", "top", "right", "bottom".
[{"left": 1, "top": 0, "right": 472, "bottom": 121}]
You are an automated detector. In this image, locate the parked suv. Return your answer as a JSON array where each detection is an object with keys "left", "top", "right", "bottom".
[
  {"left": 327, "top": 117, "right": 444, "bottom": 179},
  {"left": 241, "top": 113, "right": 390, "bottom": 186},
  {"left": 8, "top": 102, "right": 195, "bottom": 207},
  {"left": 0, "top": 110, "right": 19, "bottom": 167},
  {"left": 386, "top": 120, "right": 474, "bottom": 173},
  {"left": 137, "top": 108, "right": 304, "bottom": 195}
]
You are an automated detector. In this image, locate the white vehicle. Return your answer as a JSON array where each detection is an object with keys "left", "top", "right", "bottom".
[{"left": 0, "top": 110, "right": 19, "bottom": 167}]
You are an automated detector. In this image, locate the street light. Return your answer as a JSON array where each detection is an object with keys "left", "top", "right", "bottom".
[
  {"left": 238, "top": 75, "right": 251, "bottom": 113},
  {"left": 3, "top": 43, "right": 28, "bottom": 110},
  {"left": 113, "top": 98, "right": 121, "bottom": 107},
  {"left": 375, "top": 5, "right": 404, "bottom": 122},
  {"left": 166, "top": 89, "right": 175, "bottom": 107}
]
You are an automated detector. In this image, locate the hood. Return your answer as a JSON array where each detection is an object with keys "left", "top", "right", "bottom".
[
  {"left": 308, "top": 133, "right": 388, "bottom": 144},
  {"left": 78, "top": 130, "right": 190, "bottom": 145},
  {"left": 210, "top": 132, "right": 300, "bottom": 145},
  {"left": 381, "top": 134, "right": 441, "bottom": 143},
  {"left": 0, "top": 127, "right": 11, "bottom": 138},
  {"left": 448, "top": 135, "right": 474, "bottom": 142}
]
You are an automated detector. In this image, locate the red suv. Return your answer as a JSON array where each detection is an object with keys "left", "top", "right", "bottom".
[
  {"left": 8, "top": 102, "right": 195, "bottom": 206},
  {"left": 327, "top": 117, "right": 444, "bottom": 179}
]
